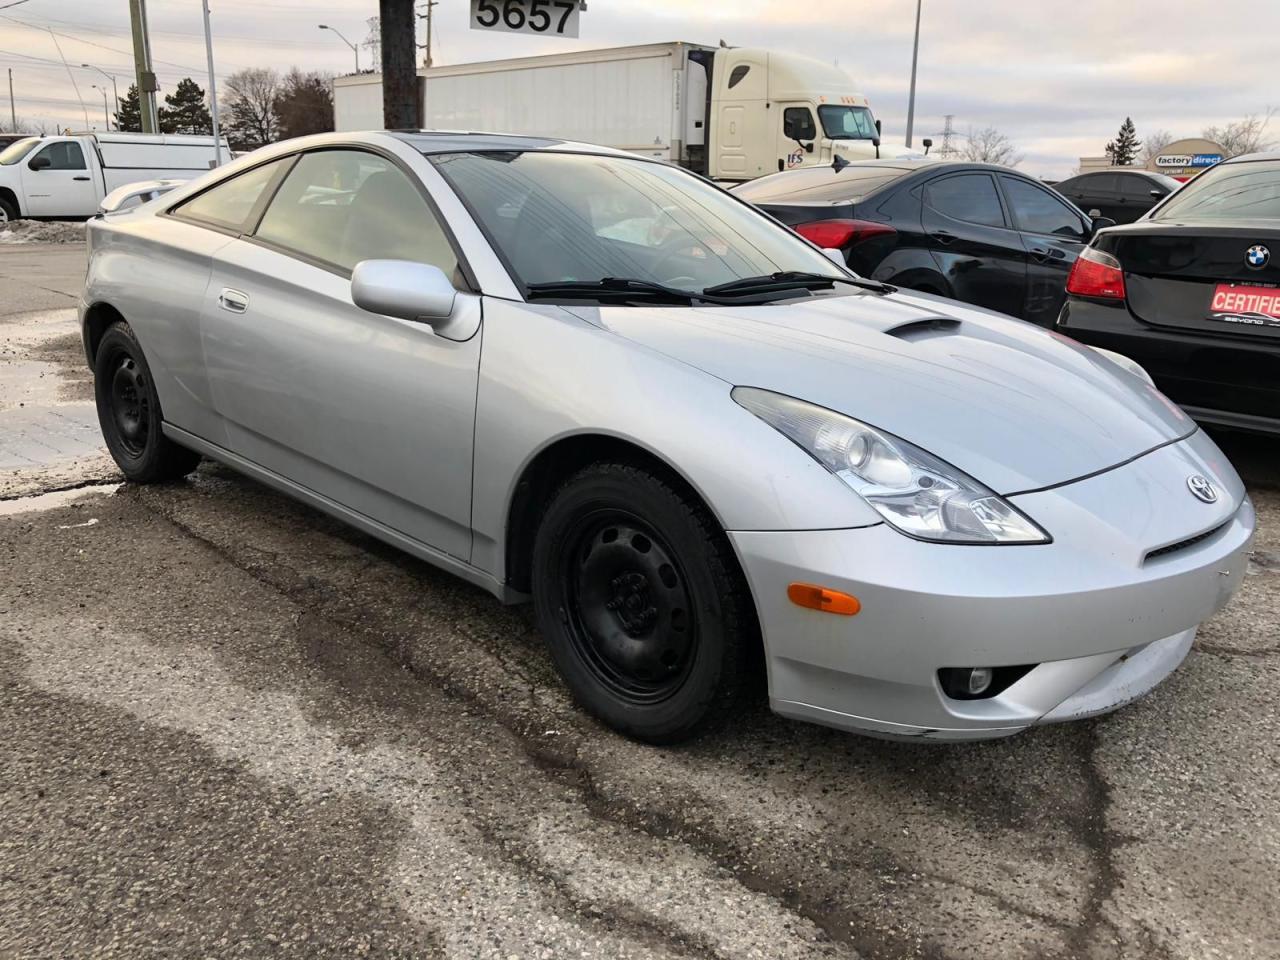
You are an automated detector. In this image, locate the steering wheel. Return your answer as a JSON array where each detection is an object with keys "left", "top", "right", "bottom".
[{"left": 648, "top": 234, "right": 711, "bottom": 287}]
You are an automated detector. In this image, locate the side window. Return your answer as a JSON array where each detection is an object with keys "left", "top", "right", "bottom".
[
  {"left": 1064, "top": 173, "right": 1114, "bottom": 197},
  {"left": 33, "top": 141, "right": 86, "bottom": 170},
  {"left": 924, "top": 173, "right": 1006, "bottom": 228},
  {"left": 727, "top": 65, "right": 750, "bottom": 89},
  {"left": 1001, "top": 176, "right": 1087, "bottom": 239},
  {"left": 783, "top": 107, "right": 817, "bottom": 142},
  {"left": 172, "top": 157, "right": 290, "bottom": 232},
  {"left": 253, "top": 149, "right": 458, "bottom": 277},
  {"left": 1119, "top": 175, "right": 1158, "bottom": 200}
]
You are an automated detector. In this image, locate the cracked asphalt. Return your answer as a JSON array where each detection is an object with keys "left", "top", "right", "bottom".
[{"left": 1, "top": 242, "right": 1278, "bottom": 959}]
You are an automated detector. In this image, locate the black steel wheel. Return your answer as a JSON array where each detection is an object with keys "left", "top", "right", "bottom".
[
  {"left": 532, "top": 462, "right": 758, "bottom": 743},
  {"left": 94, "top": 321, "right": 201, "bottom": 483}
]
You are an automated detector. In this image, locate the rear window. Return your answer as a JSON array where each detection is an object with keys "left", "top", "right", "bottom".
[
  {"left": 733, "top": 166, "right": 908, "bottom": 204},
  {"left": 1152, "top": 160, "right": 1280, "bottom": 221}
]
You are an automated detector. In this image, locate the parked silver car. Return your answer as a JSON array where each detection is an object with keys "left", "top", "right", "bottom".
[{"left": 81, "top": 132, "right": 1255, "bottom": 742}]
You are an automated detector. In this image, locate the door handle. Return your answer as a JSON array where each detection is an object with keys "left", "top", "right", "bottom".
[
  {"left": 930, "top": 230, "right": 956, "bottom": 245},
  {"left": 1030, "top": 246, "right": 1068, "bottom": 262},
  {"left": 72, "top": 176, "right": 91, "bottom": 181},
  {"left": 218, "top": 288, "right": 249, "bottom": 313}
]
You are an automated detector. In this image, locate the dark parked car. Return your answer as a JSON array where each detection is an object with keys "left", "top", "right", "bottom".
[
  {"left": 1059, "top": 152, "right": 1280, "bottom": 434},
  {"left": 733, "top": 160, "right": 1108, "bottom": 327},
  {"left": 1053, "top": 169, "right": 1182, "bottom": 224}
]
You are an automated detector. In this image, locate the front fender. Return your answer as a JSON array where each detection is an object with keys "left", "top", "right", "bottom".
[{"left": 469, "top": 298, "right": 881, "bottom": 581}]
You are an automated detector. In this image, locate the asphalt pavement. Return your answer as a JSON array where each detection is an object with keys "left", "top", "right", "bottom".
[{"left": 1, "top": 241, "right": 1277, "bottom": 960}]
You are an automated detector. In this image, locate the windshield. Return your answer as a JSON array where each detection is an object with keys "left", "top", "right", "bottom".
[
  {"left": 817, "top": 105, "right": 877, "bottom": 140},
  {"left": 0, "top": 137, "right": 39, "bottom": 165},
  {"left": 430, "top": 150, "right": 845, "bottom": 297},
  {"left": 1152, "top": 159, "right": 1280, "bottom": 221}
]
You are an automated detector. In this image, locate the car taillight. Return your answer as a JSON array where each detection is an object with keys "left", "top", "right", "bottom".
[
  {"left": 794, "top": 219, "right": 896, "bottom": 249},
  {"left": 1066, "top": 247, "right": 1126, "bottom": 300}
]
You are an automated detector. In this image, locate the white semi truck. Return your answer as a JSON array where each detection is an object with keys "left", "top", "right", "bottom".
[{"left": 334, "top": 42, "right": 904, "bottom": 181}]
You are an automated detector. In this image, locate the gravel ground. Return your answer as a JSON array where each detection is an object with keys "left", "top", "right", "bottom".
[{"left": 1, "top": 243, "right": 1277, "bottom": 959}]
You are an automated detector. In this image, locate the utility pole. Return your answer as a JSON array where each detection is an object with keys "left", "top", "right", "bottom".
[
  {"left": 128, "top": 0, "right": 160, "bottom": 133},
  {"left": 418, "top": 1, "right": 438, "bottom": 69},
  {"left": 380, "top": 0, "right": 419, "bottom": 130},
  {"left": 201, "top": 0, "right": 223, "bottom": 166},
  {"left": 7, "top": 69, "right": 14, "bottom": 130},
  {"left": 904, "top": 0, "right": 921, "bottom": 148}
]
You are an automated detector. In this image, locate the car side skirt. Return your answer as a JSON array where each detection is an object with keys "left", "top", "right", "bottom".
[{"left": 163, "top": 423, "right": 527, "bottom": 604}]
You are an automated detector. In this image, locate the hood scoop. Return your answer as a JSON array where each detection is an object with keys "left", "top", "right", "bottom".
[{"left": 884, "top": 317, "right": 962, "bottom": 343}]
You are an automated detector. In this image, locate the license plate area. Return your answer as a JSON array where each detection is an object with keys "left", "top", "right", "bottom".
[{"left": 1209, "top": 282, "right": 1280, "bottom": 329}]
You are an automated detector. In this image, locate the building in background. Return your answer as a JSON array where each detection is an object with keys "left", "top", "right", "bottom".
[{"left": 1079, "top": 137, "right": 1226, "bottom": 182}]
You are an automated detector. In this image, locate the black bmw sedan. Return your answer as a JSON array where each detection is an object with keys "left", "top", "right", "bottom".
[
  {"left": 1058, "top": 152, "right": 1280, "bottom": 434},
  {"left": 731, "top": 160, "right": 1109, "bottom": 326}
]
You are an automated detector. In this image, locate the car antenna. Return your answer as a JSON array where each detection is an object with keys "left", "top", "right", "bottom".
[{"left": 833, "top": 154, "right": 850, "bottom": 173}]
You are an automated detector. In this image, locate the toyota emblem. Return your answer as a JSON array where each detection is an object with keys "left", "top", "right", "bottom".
[{"left": 1187, "top": 475, "right": 1218, "bottom": 503}]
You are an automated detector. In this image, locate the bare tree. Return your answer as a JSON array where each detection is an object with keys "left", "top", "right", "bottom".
[
  {"left": 1203, "top": 107, "right": 1277, "bottom": 158},
  {"left": 1140, "top": 129, "right": 1174, "bottom": 165},
  {"left": 223, "top": 68, "right": 280, "bottom": 151},
  {"left": 959, "top": 126, "right": 1023, "bottom": 167},
  {"left": 0, "top": 117, "right": 37, "bottom": 135}
]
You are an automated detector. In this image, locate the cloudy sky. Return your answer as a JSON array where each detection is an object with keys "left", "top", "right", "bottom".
[{"left": 0, "top": 0, "right": 1274, "bottom": 178}]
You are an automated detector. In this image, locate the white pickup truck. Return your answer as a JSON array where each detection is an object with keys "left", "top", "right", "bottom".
[{"left": 0, "top": 132, "right": 228, "bottom": 221}]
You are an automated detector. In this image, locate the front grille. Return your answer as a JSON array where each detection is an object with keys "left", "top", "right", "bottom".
[{"left": 1144, "top": 522, "right": 1228, "bottom": 563}]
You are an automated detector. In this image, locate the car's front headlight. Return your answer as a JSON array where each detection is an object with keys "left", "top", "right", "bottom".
[{"left": 733, "top": 387, "right": 1050, "bottom": 545}]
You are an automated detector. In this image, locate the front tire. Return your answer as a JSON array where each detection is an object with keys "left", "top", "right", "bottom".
[
  {"left": 94, "top": 322, "right": 201, "bottom": 483},
  {"left": 532, "top": 463, "right": 757, "bottom": 743}
]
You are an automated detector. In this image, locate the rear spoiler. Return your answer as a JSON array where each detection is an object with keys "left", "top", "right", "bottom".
[{"left": 98, "top": 179, "right": 189, "bottom": 216}]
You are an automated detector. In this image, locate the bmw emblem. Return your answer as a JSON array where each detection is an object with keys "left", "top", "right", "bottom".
[
  {"left": 1187, "top": 475, "right": 1218, "bottom": 504},
  {"left": 1246, "top": 244, "right": 1270, "bottom": 269}
]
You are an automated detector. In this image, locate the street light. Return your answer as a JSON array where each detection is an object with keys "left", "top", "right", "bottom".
[
  {"left": 81, "top": 63, "right": 118, "bottom": 117},
  {"left": 91, "top": 83, "right": 110, "bottom": 130},
  {"left": 318, "top": 24, "right": 360, "bottom": 74},
  {"left": 904, "top": 0, "right": 922, "bottom": 148}
]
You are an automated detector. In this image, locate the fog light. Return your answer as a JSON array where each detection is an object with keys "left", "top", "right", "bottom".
[{"left": 966, "top": 667, "right": 993, "bottom": 696}]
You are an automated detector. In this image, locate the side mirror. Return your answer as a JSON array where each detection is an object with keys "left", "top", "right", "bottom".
[
  {"left": 875, "top": 118, "right": 882, "bottom": 135},
  {"left": 922, "top": 138, "right": 933, "bottom": 155},
  {"left": 1091, "top": 215, "right": 1117, "bottom": 233},
  {"left": 27, "top": 155, "right": 51, "bottom": 171},
  {"left": 351, "top": 259, "right": 463, "bottom": 330},
  {"left": 802, "top": 140, "right": 814, "bottom": 154},
  {"left": 872, "top": 136, "right": 881, "bottom": 159},
  {"left": 1149, "top": 189, "right": 1165, "bottom": 199}
]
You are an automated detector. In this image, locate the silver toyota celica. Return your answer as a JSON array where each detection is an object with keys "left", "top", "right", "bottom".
[{"left": 81, "top": 132, "right": 1255, "bottom": 743}]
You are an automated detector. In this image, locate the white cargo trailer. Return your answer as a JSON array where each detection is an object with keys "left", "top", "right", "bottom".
[{"left": 334, "top": 42, "right": 904, "bottom": 181}]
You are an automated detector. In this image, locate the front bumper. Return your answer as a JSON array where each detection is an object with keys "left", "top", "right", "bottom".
[{"left": 731, "top": 430, "right": 1255, "bottom": 740}]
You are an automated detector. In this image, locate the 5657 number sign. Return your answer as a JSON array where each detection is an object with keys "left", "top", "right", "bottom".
[{"left": 471, "top": 0, "right": 583, "bottom": 38}]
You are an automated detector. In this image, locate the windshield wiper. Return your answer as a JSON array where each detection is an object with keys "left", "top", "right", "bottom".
[
  {"left": 525, "top": 277, "right": 708, "bottom": 305},
  {"left": 703, "top": 271, "right": 894, "bottom": 297}
]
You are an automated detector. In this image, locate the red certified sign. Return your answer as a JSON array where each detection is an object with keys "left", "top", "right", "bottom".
[{"left": 1210, "top": 283, "right": 1280, "bottom": 320}]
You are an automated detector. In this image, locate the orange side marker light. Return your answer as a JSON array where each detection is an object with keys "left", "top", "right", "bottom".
[{"left": 787, "top": 583, "right": 861, "bottom": 616}]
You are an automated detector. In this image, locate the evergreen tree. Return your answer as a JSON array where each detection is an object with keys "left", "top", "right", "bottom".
[
  {"left": 160, "top": 78, "right": 211, "bottom": 135},
  {"left": 1105, "top": 117, "right": 1141, "bottom": 166},
  {"left": 273, "top": 69, "right": 334, "bottom": 141},
  {"left": 114, "top": 84, "right": 142, "bottom": 133}
]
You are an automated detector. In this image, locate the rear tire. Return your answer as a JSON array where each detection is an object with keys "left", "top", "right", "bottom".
[
  {"left": 532, "top": 462, "right": 757, "bottom": 743},
  {"left": 94, "top": 321, "right": 201, "bottom": 483},
  {"left": 0, "top": 197, "right": 17, "bottom": 223}
]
